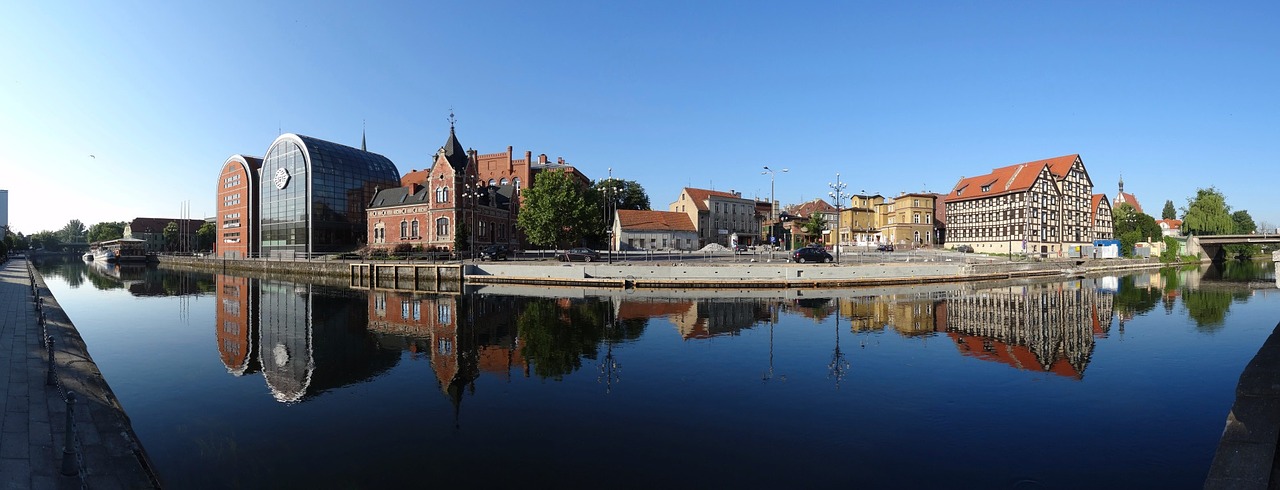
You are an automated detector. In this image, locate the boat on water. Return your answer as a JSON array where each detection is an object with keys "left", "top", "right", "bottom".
[{"left": 99, "top": 238, "right": 149, "bottom": 263}]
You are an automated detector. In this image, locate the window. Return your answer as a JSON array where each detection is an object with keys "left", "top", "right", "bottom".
[
  {"left": 489, "top": 178, "right": 496, "bottom": 186},
  {"left": 513, "top": 177, "right": 520, "bottom": 189},
  {"left": 400, "top": 220, "right": 408, "bottom": 239},
  {"left": 437, "top": 302, "right": 451, "bottom": 323},
  {"left": 479, "top": 220, "right": 487, "bottom": 237},
  {"left": 500, "top": 178, "right": 508, "bottom": 185},
  {"left": 436, "top": 218, "right": 449, "bottom": 236},
  {"left": 435, "top": 186, "right": 449, "bottom": 203},
  {"left": 410, "top": 220, "right": 419, "bottom": 238}
]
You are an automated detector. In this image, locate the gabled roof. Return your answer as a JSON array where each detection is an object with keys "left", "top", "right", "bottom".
[
  {"left": 946, "top": 162, "right": 1048, "bottom": 202},
  {"left": 1090, "top": 193, "right": 1110, "bottom": 224},
  {"left": 369, "top": 185, "right": 429, "bottom": 209},
  {"left": 617, "top": 210, "right": 695, "bottom": 232},
  {"left": 1156, "top": 218, "right": 1182, "bottom": 229},
  {"left": 945, "top": 154, "right": 1083, "bottom": 204},
  {"left": 791, "top": 199, "right": 836, "bottom": 217},
  {"left": 680, "top": 187, "right": 747, "bottom": 211},
  {"left": 1114, "top": 192, "right": 1143, "bottom": 214}
]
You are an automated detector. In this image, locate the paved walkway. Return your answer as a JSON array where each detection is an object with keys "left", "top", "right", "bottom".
[{"left": 0, "top": 257, "right": 158, "bottom": 489}]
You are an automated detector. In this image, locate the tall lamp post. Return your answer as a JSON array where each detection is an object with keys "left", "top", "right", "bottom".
[
  {"left": 460, "top": 181, "right": 485, "bottom": 261},
  {"left": 828, "top": 173, "right": 848, "bottom": 264},
  {"left": 762, "top": 166, "right": 788, "bottom": 250},
  {"left": 602, "top": 172, "right": 619, "bottom": 264}
]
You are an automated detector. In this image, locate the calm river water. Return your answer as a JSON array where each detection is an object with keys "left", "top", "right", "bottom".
[{"left": 33, "top": 258, "right": 1280, "bottom": 488}]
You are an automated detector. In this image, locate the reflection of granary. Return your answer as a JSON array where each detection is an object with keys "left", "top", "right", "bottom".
[
  {"left": 668, "top": 300, "right": 770, "bottom": 340},
  {"left": 258, "top": 281, "right": 399, "bottom": 403},
  {"left": 215, "top": 274, "right": 259, "bottom": 376},
  {"left": 943, "top": 280, "right": 1114, "bottom": 378}
]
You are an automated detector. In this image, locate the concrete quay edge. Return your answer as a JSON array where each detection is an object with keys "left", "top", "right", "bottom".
[
  {"left": 11, "top": 258, "right": 161, "bottom": 488},
  {"left": 1205, "top": 321, "right": 1280, "bottom": 490}
]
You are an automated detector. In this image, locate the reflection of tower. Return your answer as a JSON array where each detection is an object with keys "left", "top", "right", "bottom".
[{"left": 215, "top": 274, "right": 259, "bottom": 376}]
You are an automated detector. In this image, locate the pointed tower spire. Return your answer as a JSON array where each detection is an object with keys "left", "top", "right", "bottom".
[
  {"left": 361, "top": 119, "right": 367, "bottom": 151},
  {"left": 441, "top": 109, "right": 468, "bottom": 171},
  {"left": 1118, "top": 172, "right": 1124, "bottom": 194}
]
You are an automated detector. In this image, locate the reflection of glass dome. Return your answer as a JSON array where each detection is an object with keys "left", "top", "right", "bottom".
[{"left": 259, "top": 282, "right": 314, "bottom": 403}]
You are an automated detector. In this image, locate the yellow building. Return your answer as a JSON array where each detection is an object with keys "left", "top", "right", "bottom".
[
  {"left": 878, "top": 193, "right": 938, "bottom": 248},
  {"left": 840, "top": 193, "right": 885, "bottom": 246}
]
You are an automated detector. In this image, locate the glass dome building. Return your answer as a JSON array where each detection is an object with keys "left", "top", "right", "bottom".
[{"left": 259, "top": 134, "right": 401, "bottom": 256}]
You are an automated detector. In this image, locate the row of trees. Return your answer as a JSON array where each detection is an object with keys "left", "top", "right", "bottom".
[
  {"left": 8, "top": 219, "right": 217, "bottom": 253},
  {"left": 1119, "top": 187, "right": 1265, "bottom": 259}
]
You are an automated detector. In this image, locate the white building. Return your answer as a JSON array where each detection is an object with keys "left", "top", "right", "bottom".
[{"left": 613, "top": 209, "right": 698, "bottom": 251}]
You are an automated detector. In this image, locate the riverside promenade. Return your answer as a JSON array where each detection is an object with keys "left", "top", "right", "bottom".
[{"left": 0, "top": 257, "right": 157, "bottom": 489}]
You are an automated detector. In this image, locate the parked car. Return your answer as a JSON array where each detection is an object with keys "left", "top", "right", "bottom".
[
  {"left": 734, "top": 244, "right": 749, "bottom": 253},
  {"left": 479, "top": 245, "right": 510, "bottom": 261},
  {"left": 559, "top": 247, "right": 601, "bottom": 262},
  {"left": 956, "top": 244, "right": 974, "bottom": 253},
  {"left": 791, "top": 246, "right": 833, "bottom": 263},
  {"left": 876, "top": 244, "right": 895, "bottom": 252}
]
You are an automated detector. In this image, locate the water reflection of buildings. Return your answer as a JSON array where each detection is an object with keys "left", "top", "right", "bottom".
[
  {"left": 365, "top": 290, "right": 527, "bottom": 412},
  {"left": 943, "top": 279, "right": 1115, "bottom": 379},
  {"left": 642, "top": 299, "right": 769, "bottom": 339},
  {"left": 214, "top": 275, "right": 400, "bottom": 403}
]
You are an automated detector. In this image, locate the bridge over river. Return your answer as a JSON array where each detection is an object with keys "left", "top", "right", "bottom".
[{"left": 1185, "top": 234, "right": 1280, "bottom": 261}]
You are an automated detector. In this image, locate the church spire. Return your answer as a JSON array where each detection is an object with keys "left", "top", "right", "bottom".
[
  {"left": 361, "top": 119, "right": 367, "bottom": 152},
  {"left": 1118, "top": 173, "right": 1124, "bottom": 194}
]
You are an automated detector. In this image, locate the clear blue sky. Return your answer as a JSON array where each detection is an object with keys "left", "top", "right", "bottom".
[{"left": 2, "top": 1, "right": 1277, "bottom": 234}]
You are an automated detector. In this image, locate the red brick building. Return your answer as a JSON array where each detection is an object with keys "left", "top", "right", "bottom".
[
  {"left": 366, "top": 126, "right": 517, "bottom": 253},
  {"left": 215, "top": 154, "right": 261, "bottom": 258}
]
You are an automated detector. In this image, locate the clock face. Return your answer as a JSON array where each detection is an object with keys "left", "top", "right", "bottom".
[{"left": 273, "top": 167, "right": 290, "bottom": 190}]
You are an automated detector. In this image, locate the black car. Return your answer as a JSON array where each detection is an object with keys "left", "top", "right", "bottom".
[
  {"left": 791, "top": 246, "right": 833, "bottom": 263},
  {"left": 734, "top": 244, "right": 749, "bottom": 253},
  {"left": 876, "top": 244, "right": 895, "bottom": 252},
  {"left": 559, "top": 247, "right": 601, "bottom": 262},
  {"left": 479, "top": 245, "right": 510, "bottom": 261},
  {"left": 955, "top": 244, "right": 974, "bottom": 253}
]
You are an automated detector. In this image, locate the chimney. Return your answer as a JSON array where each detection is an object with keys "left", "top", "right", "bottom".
[
  {"left": 557, "top": 157, "right": 565, "bottom": 165},
  {"left": 407, "top": 183, "right": 421, "bottom": 194},
  {"left": 525, "top": 150, "right": 532, "bottom": 163},
  {"left": 508, "top": 146, "right": 515, "bottom": 173},
  {"left": 539, "top": 154, "right": 547, "bottom": 164}
]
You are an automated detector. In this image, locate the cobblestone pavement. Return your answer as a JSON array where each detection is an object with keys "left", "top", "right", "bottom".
[{"left": 0, "top": 257, "right": 158, "bottom": 489}]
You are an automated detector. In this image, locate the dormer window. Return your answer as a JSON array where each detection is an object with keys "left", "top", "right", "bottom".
[{"left": 981, "top": 184, "right": 991, "bottom": 192}]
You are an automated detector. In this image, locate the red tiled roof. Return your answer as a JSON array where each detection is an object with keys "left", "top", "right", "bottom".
[
  {"left": 1114, "top": 192, "right": 1143, "bottom": 214},
  {"left": 682, "top": 187, "right": 745, "bottom": 211},
  {"left": 1156, "top": 219, "right": 1182, "bottom": 229},
  {"left": 401, "top": 168, "right": 432, "bottom": 186},
  {"left": 1090, "top": 193, "right": 1110, "bottom": 224},
  {"left": 617, "top": 210, "right": 695, "bottom": 232},
  {"left": 945, "top": 155, "right": 1081, "bottom": 204},
  {"left": 791, "top": 199, "right": 835, "bottom": 217}
]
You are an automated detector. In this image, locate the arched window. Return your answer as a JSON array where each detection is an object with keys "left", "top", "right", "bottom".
[
  {"left": 435, "top": 186, "right": 449, "bottom": 203},
  {"left": 500, "top": 178, "right": 508, "bottom": 186},
  {"left": 436, "top": 218, "right": 449, "bottom": 236},
  {"left": 479, "top": 220, "right": 487, "bottom": 237},
  {"left": 400, "top": 220, "right": 408, "bottom": 239},
  {"left": 512, "top": 177, "right": 520, "bottom": 189},
  {"left": 373, "top": 223, "right": 385, "bottom": 243},
  {"left": 489, "top": 178, "right": 496, "bottom": 186},
  {"left": 411, "top": 220, "right": 419, "bottom": 238}
]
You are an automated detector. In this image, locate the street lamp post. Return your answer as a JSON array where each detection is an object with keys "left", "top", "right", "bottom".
[
  {"left": 762, "top": 166, "right": 788, "bottom": 253},
  {"left": 460, "top": 181, "right": 485, "bottom": 261},
  {"left": 828, "top": 173, "right": 848, "bottom": 264},
  {"left": 602, "top": 174, "right": 619, "bottom": 265}
]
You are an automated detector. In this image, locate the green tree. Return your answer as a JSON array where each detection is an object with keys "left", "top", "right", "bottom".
[
  {"left": 163, "top": 221, "right": 179, "bottom": 251},
  {"left": 1181, "top": 187, "right": 1233, "bottom": 236},
  {"left": 1113, "top": 203, "right": 1161, "bottom": 257},
  {"left": 801, "top": 213, "right": 828, "bottom": 241},
  {"left": 196, "top": 222, "right": 216, "bottom": 251},
  {"left": 59, "top": 219, "right": 87, "bottom": 244},
  {"left": 593, "top": 178, "right": 651, "bottom": 211},
  {"left": 454, "top": 221, "right": 470, "bottom": 253},
  {"left": 1226, "top": 210, "right": 1259, "bottom": 258},
  {"left": 30, "top": 230, "right": 61, "bottom": 250},
  {"left": 517, "top": 170, "right": 597, "bottom": 248},
  {"left": 1161, "top": 200, "right": 1177, "bottom": 220},
  {"left": 87, "top": 221, "right": 126, "bottom": 243}
]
